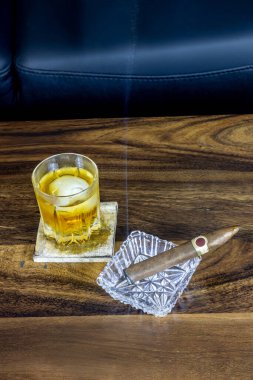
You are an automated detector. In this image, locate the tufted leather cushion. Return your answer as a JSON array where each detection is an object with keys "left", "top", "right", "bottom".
[
  {"left": 0, "top": 0, "right": 15, "bottom": 110},
  {"left": 15, "top": 1, "right": 253, "bottom": 116}
]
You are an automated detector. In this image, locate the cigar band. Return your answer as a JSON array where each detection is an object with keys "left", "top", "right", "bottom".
[{"left": 191, "top": 235, "right": 209, "bottom": 257}]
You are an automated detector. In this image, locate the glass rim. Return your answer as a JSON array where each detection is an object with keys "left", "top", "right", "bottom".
[{"left": 31, "top": 153, "right": 99, "bottom": 201}]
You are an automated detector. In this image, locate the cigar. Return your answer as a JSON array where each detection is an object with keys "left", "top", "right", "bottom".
[{"left": 115, "top": 226, "right": 240, "bottom": 289}]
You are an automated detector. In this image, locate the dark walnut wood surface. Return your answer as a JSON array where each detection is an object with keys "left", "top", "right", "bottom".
[
  {"left": 1, "top": 115, "right": 253, "bottom": 379},
  {"left": 0, "top": 115, "right": 253, "bottom": 316},
  {"left": 1, "top": 314, "right": 253, "bottom": 380}
]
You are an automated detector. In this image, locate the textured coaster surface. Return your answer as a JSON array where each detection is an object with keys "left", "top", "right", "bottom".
[{"left": 33, "top": 202, "right": 118, "bottom": 262}]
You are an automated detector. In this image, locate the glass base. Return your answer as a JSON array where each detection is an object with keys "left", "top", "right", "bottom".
[
  {"left": 34, "top": 202, "right": 118, "bottom": 262},
  {"left": 43, "top": 219, "right": 101, "bottom": 244}
]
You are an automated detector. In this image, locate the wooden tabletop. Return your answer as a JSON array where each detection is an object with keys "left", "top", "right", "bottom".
[
  {"left": 1, "top": 314, "right": 253, "bottom": 380},
  {"left": 0, "top": 115, "right": 253, "bottom": 378}
]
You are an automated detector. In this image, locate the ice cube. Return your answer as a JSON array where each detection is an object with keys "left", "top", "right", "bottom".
[{"left": 49, "top": 175, "right": 89, "bottom": 197}]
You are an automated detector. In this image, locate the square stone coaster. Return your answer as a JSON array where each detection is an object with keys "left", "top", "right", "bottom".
[{"left": 33, "top": 202, "right": 118, "bottom": 262}]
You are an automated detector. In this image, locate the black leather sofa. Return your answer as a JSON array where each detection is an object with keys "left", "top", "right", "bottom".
[{"left": 2, "top": 0, "right": 253, "bottom": 119}]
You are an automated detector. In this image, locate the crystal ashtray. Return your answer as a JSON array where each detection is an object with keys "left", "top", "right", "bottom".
[{"left": 97, "top": 230, "right": 200, "bottom": 317}]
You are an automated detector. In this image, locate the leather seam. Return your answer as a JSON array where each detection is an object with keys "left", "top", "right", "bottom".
[
  {"left": 15, "top": 63, "right": 253, "bottom": 81},
  {"left": 0, "top": 65, "right": 12, "bottom": 78}
]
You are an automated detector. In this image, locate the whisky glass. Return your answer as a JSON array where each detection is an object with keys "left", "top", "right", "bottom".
[{"left": 32, "top": 153, "right": 100, "bottom": 244}]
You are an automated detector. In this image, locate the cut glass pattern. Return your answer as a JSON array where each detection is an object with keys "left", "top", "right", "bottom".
[{"left": 97, "top": 230, "right": 200, "bottom": 317}]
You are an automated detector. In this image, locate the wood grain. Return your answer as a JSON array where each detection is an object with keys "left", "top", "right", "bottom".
[
  {"left": 0, "top": 115, "right": 253, "bottom": 316},
  {"left": 0, "top": 237, "right": 252, "bottom": 316},
  {"left": 1, "top": 115, "right": 253, "bottom": 243},
  {"left": 0, "top": 314, "right": 253, "bottom": 380}
]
